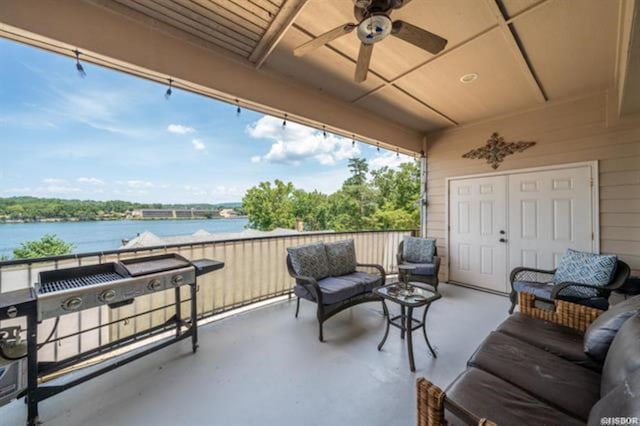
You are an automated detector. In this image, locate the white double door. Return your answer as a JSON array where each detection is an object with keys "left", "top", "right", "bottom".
[{"left": 449, "top": 165, "right": 596, "bottom": 293}]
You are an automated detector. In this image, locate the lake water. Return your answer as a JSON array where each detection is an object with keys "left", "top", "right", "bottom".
[{"left": 0, "top": 218, "right": 249, "bottom": 258}]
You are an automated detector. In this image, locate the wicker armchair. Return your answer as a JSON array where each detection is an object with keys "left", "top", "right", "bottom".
[
  {"left": 508, "top": 260, "right": 631, "bottom": 314},
  {"left": 397, "top": 241, "right": 441, "bottom": 291}
]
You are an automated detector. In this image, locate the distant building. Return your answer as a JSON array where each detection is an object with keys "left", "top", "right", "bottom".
[
  {"left": 219, "top": 208, "right": 239, "bottom": 218},
  {"left": 131, "top": 209, "right": 216, "bottom": 219}
]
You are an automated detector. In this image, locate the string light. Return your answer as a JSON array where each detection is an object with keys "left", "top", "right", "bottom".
[
  {"left": 235, "top": 99, "right": 241, "bottom": 116},
  {"left": 396, "top": 148, "right": 400, "bottom": 158},
  {"left": 377, "top": 143, "right": 380, "bottom": 153},
  {"left": 322, "top": 125, "right": 327, "bottom": 138},
  {"left": 352, "top": 134, "right": 356, "bottom": 147},
  {"left": 282, "top": 113, "right": 287, "bottom": 128},
  {"left": 165, "top": 78, "right": 173, "bottom": 100},
  {"left": 73, "top": 49, "right": 86, "bottom": 78}
]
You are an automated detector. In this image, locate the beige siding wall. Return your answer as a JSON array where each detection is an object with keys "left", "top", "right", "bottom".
[{"left": 425, "top": 91, "right": 640, "bottom": 282}]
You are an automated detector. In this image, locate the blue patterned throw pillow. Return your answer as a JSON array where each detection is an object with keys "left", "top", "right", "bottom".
[
  {"left": 403, "top": 236, "right": 436, "bottom": 264},
  {"left": 287, "top": 242, "right": 330, "bottom": 281},
  {"left": 325, "top": 239, "right": 357, "bottom": 277},
  {"left": 553, "top": 249, "right": 617, "bottom": 298}
]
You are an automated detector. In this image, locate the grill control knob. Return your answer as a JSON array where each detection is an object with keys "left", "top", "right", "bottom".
[
  {"left": 171, "top": 275, "right": 184, "bottom": 286},
  {"left": 62, "top": 297, "right": 83, "bottom": 311},
  {"left": 99, "top": 289, "right": 117, "bottom": 302},
  {"left": 148, "top": 279, "right": 162, "bottom": 291}
]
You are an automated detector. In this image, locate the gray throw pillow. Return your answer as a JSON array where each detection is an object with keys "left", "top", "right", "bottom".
[
  {"left": 600, "top": 314, "right": 640, "bottom": 396},
  {"left": 325, "top": 239, "right": 357, "bottom": 277},
  {"left": 584, "top": 295, "right": 640, "bottom": 363},
  {"left": 403, "top": 236, "right": 435, "bottom": 263},
  {"left": 287, "top": 242, "right": 329, "bottom": 281},
  {"left": 588, "top": 369, "right": 640, "bottom": 426}
]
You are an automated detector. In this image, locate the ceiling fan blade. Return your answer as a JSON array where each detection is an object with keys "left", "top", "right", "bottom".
[
  {"left": 354, "top": 43, "right": 373, "bottom": 83},
  {"left": 391, "top": 20, "right": 447, "bottom": 54},
  {"left": 392, "top": 0, "right": 415, "bottom": 9},
  {"left": 293, "top": 23, "right": 356, "bottom": 57}
]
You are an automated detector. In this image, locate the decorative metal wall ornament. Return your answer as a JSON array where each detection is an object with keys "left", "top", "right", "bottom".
[{"left": 462, "top": 132, "right": 536, "bottom": 169}]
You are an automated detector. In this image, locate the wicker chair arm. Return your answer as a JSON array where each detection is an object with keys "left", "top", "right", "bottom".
[
  {"left": 417, "top": 378, "right": 491, "bottom": 426},
  {"left": 356, "top": 263, "right": 386, "bottom": 284},
  {"left": 290, "top": 273, "right": 324, "bottom": 305},
  {"left": 551, "top": 281, "right": 606, "bottom": 299},
  {"left": 432, "top": 256, "right": 442, "bottom": 277}
]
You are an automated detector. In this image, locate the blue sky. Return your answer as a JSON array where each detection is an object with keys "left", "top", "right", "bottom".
[{"left": 0, "top": 38, "right": 412, "bottom": 204}]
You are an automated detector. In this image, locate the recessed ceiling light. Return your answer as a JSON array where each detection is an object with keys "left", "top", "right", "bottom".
[{"left": 460, "top": 73, "right": 479, "bottom": 83}]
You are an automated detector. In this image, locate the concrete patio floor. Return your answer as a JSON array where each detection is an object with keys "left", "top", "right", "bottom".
[{"left": 1, "top": 283, "right": 508, "bottom": 426}]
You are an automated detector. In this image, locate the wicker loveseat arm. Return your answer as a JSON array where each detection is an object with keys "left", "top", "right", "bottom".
[
  {"left": 416, "top": 378, "right": 496, "bottom": 426},
  {"left": 509, "top": 266, "right": 556, "bottom": 286},
  {"left": 356, "top": 262, "right": 386, "bottom": 283},
  {"left": 290, "top": 274, "right": 324, "bottom": 305}
]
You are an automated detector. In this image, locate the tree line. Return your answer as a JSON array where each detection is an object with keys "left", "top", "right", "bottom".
[
  {"left": 0, "top": 197, "right": 241, "bottom": 221},
  {"left": 242, "top": 158, "right": 421, "bottom": 232}
]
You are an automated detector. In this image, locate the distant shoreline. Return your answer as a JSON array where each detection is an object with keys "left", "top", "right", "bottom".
[{"left": 0, "top": 216, "right": 248, "bottom": 224}]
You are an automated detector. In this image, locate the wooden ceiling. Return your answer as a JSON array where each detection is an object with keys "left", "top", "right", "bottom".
[{"left": 82, "top": 0, "right": 623, "bottom": 133}]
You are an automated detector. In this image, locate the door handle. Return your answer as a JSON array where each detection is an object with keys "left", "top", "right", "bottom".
[
  {"left": 499, "top": 238, "right": 507, "bottom": 243},
  {"left": 499, "top": 230, "right": 506, "bottom": 235}
]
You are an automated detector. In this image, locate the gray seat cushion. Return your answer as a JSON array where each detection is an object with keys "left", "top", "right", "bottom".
[
  {"left": 513, "top": 280, "right": 553, "bottom": 300},
  {"left": 325, "top": 239, "right": 357, "bottom": 277},
  {"left": 400, "top": 262, "right": 436, "bottom": 276},
  {"left": 339, "top": 271, "right": 382, "bottom": 292},
  {"left": 601, "top": 314, "right": 640, "bottom": 396},
  {"left": 468, "top": 331, "right": 601, "bottom": 420},
  {"left": 497, "top": 313, "right": 601, "bottom": 371},
  {"left": 287, "top": 242, "right": 329, "bottom": 280},
  {"left": 584, "top": 295, "right": 640, "bottom": 363},
  {"left": 294, "top": 277, "right": 362, "bottom": 305},
  {"left": 446, "top": 367, "right": 583, "bottom": 426},
  {"left": 588, "top": 369, "right": 640, "bottom": 426}
]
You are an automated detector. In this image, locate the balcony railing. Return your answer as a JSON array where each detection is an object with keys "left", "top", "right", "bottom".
[{"left": 0, "top": 229, "right": 415, "bottom": 364}]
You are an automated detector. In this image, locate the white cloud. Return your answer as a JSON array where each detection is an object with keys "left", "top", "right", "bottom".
[
  {"left": 43, "top": 178, "right": 66, "bottom": 184},
  {"left": 117, "top": 180, "right": 154, "bottom": 189},
  {"left": 77, "top": 177, "right": 105, "bottom": 185},
  {"left": 246, "top": 116, "right": 359, "bottom": 165},
  {"left": 167, "top": 124, "right": 195, "bottom": 134},
  {"left": 370, "top": 152, "right": 415, "bottom": 169},
  {"left": 191, "top": 139, "right": 206, "bottom": 151},
  {"left": 41, "top": 185, "right": 81, "bottom": 194}
]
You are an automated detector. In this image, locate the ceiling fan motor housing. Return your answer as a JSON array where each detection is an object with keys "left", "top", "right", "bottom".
[{"left": 357, "top": 14, "right": 393, "bottom": 44}]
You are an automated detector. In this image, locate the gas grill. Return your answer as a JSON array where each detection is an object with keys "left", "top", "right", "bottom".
[
  {"left": 0, "top": 252, "right": 224, "bottom": 426},
  {"left": 36, "top": 254, "right": 198, "bottom": 320}
]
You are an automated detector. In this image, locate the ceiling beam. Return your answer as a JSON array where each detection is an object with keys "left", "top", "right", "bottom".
[
  {"left": 485, "top": 0, "right": 547, "bottom": 102},
  {"left": 249, "top": 0, "right": 309, "bottom": 68},
  {"left": 0, "top": 0, "right": 424, "bottom": 152}
]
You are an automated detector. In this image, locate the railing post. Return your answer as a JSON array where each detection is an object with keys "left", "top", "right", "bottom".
[{"left": 420, "top": 150, "right": 428, "bottom": 238}]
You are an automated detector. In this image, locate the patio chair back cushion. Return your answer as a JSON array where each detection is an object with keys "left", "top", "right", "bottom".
[
  {"left": 553, "top": 249, "right": 617, "bottom": 298},
  {"left": 600, "top": 314, "right": 640, "bottom": 396},
  {"left": 584, "top": 295, "right": 640, "bottom": 363},
  {"left": 287, "top": 242, "right": 330, "bottom": 281},
  {"left": 402, "top": 236, "right": 435, "bottom": 263},
  {"left": 325, "top": 239, "right": 357, "bottom": 277}
]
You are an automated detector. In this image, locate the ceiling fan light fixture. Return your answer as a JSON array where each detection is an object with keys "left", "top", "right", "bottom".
[
  {"left": 460, "top": 73, "right": 479, "bottom": 84},
  {"left": 357, "top": 14, "right": 393, "bottom": 44}
]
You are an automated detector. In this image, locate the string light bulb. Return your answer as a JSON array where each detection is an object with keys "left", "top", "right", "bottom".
[
  {"left": 352, "top": 134, "right": 356, "bottom": 147},
  {"left": 165, "top": 78, "right": 173, "bottom": 100},
  {"left": 377, "top": 143, "right": 380, "bottom": 153},
  {"left": 73, "top": 49, "right": 86, "bottom": 78},
  {"left": 235, "top": 99, "right": 241, "bottom": 116},
  {"left": 396, "top": 149, "right": 400, "bottom": 158},
  {"left": 282, "top": 113, "right": 288, "bottom": 128},
  {"left": 322, "top": 125, "right": 327, "bottom": 138}
]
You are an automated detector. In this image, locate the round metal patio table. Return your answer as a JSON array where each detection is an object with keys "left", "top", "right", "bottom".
[{"left": 374, "top": 282, "right": 441, "bottom": 372}]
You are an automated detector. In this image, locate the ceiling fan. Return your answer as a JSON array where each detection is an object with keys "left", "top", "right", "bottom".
[{"left": 293, "top": 0, "right": 448, "bottom": 83}]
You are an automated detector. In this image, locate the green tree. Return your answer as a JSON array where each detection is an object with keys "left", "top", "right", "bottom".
[
  {"left": 242, "top": 180, "right": 296, "bottom": 231},
  {"left": 291, "top": 190, "right": 330, "bottom": 231},
  {"left": 12, "top": 234, "right": 74, "bottom": 259}
]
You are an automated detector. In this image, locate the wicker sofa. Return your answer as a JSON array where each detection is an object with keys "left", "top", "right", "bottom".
[
  {"left": 286, "top": 239, "right": 386, "bottom": 342},
  {"left": 417, "top": 292, "right": 640, "bottom": 425}
]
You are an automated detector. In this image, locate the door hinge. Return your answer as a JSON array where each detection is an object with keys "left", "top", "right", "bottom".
[{"left": 592, "top": 232, "right": 594, "bottom": 241}]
